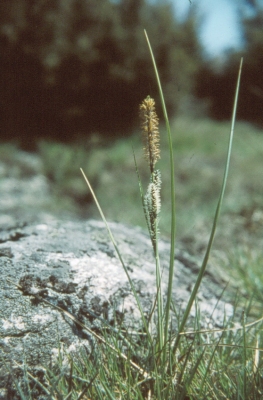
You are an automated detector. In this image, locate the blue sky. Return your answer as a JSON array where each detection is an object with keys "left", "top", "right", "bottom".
[{"left": 174, "top": 0, "right": 244, "bottom": 57}]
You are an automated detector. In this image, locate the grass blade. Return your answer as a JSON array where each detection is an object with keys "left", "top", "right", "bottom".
[
  {"left": 80, "top": 168, "right": 151, "bottom": 342},
  {"left": 178, "top": 349, "right": 206, "bottom": 400},
  {"left": 172, "top": 57, "right": 243, "bottom": 354},
  {"left": 242, "top": 312, "right": 247, "bottom": 399},
  {"left": 144, "top": 29, "right": 176, "bottom": 354}
]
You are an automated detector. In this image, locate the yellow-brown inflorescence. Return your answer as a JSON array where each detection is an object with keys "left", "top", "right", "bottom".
[
  {"left": 140, "top": 96, "right": 161, "bottom": 250},
  {"left": 140, "top": 96, "right": 160, "bottom": 174}
]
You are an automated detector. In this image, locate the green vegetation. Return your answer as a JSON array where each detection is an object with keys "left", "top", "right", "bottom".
[
  {"left": 5, "top": 110, "right": 263, "bottom": 399},
  {"left": 0, "top": 0, "right": 201, "bottom": 146},
  {"left": 196, "top": 1, "right": 263, "bottom": 126},
  {"left": 3, "top": 13, "right": 263, "bottom": 396},
  {"left": 19, "top": 42, "right": 263, "bottom": 398},
  {"left": 40, "top": 117, "right": 263, "bottom": 249}
]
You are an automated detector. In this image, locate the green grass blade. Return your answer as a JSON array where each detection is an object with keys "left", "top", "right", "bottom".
[
  {"left": 132, "top": 148, "right": 145, "bottom": 203},
  {"left": 133, "top": 149, "right": 152, "bottom": 237},
  {"left": 172, "top": 57, "right": 243, "bottom": 354},
  {"left": 76, "top": 372, "right": 99, "bottom": 400},
  {"left": 154, "top": 228, "right": 164, "bottom": 352},
  {"left": 80, "top": 168, "right": 151, "bottom": 342},
  {"left": 178, "top": 349, "right": 206, "bottom": 400},
  {"left": 242, "top": 312, "right": 247, "bottom": 399},
  {"left": 199, "top": 336, "right": 222, "bottom": 396},
  {"left": 144, "top": 29, "right": 176, "bottom": 352}
]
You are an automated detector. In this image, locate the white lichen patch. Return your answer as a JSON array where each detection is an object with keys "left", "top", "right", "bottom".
[
  {"left": 32, "top": 313, "right": 54, "bottom": 324},
  {"left": 2, "top": 315, "right": 25, "bottom": 330},
  {"left": 35, "top": 223, "right": 49, "bottom": 231},
  {"left": 70, "top": 253, "right": 128, "bottom": 295}
]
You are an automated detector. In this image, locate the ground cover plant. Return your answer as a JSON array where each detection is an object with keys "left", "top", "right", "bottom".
[{"left": 5, "top": 32, "right": 263, "bottom": 399}]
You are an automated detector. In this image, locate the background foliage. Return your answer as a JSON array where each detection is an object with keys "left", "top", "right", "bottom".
[
  {"left": 195, "top": 1, "right": 263, "bottom": 126},
  {"left": 0, "top": 0, "right": 202, "bottom": 148},
  {"left": 1, "top": 0, "right": 263, "bottom": 149}
]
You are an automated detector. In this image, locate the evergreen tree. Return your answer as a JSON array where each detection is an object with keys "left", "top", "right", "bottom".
[
  {"left": 0, "top": 0, "right": 203, "bottom": 146},
  {"left": 195, "top": 0, "right": 263, "bottom": 126}
]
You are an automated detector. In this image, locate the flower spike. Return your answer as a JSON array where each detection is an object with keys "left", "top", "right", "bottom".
[{"left": 140, "top": 96, "right": 160, "bottom": 174}]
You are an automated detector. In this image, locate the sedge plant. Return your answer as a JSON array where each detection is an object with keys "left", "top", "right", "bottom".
[
  {"left": 79, "top": 32, "right": 250, "bottom": 398},
  {"left": 139, "top": 95, "right": 164, "bottom": 358},
  {"left": 9, "top": 30, "right": 263, "bottom": 399}
]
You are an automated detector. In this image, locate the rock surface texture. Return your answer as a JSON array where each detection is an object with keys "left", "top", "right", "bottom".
[{"left": 0, "top": 217, "right": 233, "bottom": 398}]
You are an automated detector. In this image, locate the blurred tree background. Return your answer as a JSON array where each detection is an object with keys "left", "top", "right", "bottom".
[
  {"left": 1, "top": 0, "right": 263, "bottom": 252},
  {"left": 0, "top": 0, "right": 263, "bottom": 150},
  {"left": 195, "top": 0, "right": 263, "bottom": 126},
  {"left": 0, "top": 0, "right": 202, "bottom": 149}
]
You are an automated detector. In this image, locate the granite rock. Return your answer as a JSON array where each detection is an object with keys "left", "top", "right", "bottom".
[{"left": 0, "top": 217, "right": 233, "bottom": 398}]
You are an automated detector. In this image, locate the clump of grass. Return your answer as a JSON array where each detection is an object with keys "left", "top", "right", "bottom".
[
  {"left": 79, "top": 34, "right": 263, "bottom": 398},
  {"left": 7, "top": 32, "right": 263, "bottom": 399}
]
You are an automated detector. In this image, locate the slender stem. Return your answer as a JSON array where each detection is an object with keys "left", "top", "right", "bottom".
[
  {"left": 154, "top": 220, "right": 164, "bottom": 353},
  {"left": 172, "top": 58, "right": 243, "bottom": 354},
  {"left": 144, "top": 29, "right": 176, "bottom": 355},
  {"left": 80, "top": 168, "right": 152, "bottom": 343}
]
